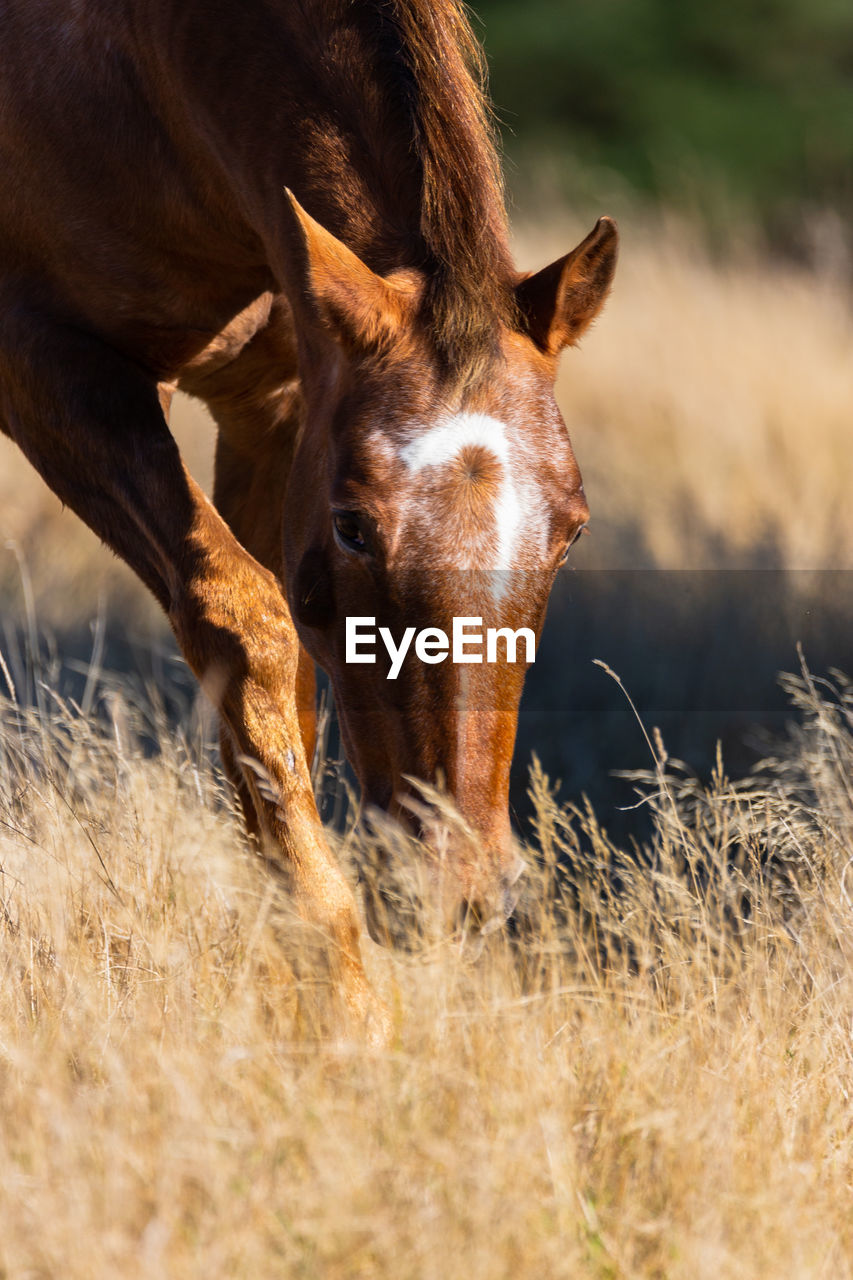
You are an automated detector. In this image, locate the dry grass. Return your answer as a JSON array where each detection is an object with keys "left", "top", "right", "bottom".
[
  {"left": 0, "top": 665, "right": 852, "bottom": 1278},
  {"left": 1, "top": 228, "right": 853, "bottom": 1276}
]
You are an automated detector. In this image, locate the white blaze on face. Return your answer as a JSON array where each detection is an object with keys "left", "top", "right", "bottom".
[{"left": 398, "top": 412, "right": 544, "bottom": 597}]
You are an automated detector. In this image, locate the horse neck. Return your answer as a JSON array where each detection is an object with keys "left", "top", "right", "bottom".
[{"left": 137, "top": 0, "right": 512, "bottom": 283}]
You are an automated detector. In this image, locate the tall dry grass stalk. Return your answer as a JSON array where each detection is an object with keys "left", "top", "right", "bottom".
[{"left": 0, "top": 659, "right": 851, "bottom": 1278}]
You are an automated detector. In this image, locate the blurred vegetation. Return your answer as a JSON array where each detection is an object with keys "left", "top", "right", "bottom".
[{"left": 477, "top": 0, "right": 853, "bottom": 243}]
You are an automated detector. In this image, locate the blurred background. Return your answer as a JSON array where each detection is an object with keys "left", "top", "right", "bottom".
[
  {"left": 2, "top": 0, "right": 853, "bottom": 833},
  {"left": 483, "top": 0, "right": 853, "bottom": 251}
]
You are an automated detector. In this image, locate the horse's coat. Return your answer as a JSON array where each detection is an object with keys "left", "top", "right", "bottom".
[{"left": 0, "top": 0, "right": 618, "bottom": 1034}]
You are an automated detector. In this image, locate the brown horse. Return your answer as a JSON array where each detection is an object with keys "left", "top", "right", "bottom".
[{"left": 0, "top": 0, "right": 617, "bottom": 1033}]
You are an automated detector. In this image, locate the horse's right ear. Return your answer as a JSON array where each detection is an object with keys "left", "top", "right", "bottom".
[
  {"left": 515, "top": 216, "right": 618, "bottom": 356},
  {"left": 278, "top": 189, "right": 411, "bottom": 355}
]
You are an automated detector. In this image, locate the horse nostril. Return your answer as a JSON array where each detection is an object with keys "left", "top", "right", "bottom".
[{"left": 455, "top": 896, "right": 488, "bottom": 933}]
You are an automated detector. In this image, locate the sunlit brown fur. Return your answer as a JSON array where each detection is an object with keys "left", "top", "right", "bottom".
[{"left": 0, "top": 0, "right": 617, "bottom": 1033}]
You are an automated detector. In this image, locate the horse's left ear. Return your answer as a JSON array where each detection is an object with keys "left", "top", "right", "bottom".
[
  {"left": 279, "top": 188, "right": 410, "bottom": 355},
  {"left": 515, "top": 217, "right": 618, "bottom": 356}
]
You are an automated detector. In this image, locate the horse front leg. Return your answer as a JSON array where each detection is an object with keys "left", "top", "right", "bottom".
[
  {"left": 180, "top": 296, "right": 321, "bottom": 790},
  {"left": 0, "top": 307, "right": 384, "bottom": 1039}
]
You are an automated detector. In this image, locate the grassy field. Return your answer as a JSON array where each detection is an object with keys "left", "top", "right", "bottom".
[{"left": 1, "top": 224, "right": 852, "bottom": 1276}]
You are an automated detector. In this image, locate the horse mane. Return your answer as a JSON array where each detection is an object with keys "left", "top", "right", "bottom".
[{"left": 373, "top": 0, "right": 518, "bottom": 388}]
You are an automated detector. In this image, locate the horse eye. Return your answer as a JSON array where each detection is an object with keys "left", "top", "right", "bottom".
[
  {"left": 333, "top": 510, "right": 367, "bottom": 552},
  {"left": 559, "top": 523, "right": 589, "bottom": 564}
]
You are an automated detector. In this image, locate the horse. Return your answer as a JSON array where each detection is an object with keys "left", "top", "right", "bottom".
[{"left": 0, "top": 0, "right": 617, "bottom": 1035}]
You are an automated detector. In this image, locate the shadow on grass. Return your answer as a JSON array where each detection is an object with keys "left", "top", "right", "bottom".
[
  {"left": 520, "top": 567, "right": 853, "bottom": 840},
  {"left": 2, "top": 563, "right": 852, "bottom": 846}
]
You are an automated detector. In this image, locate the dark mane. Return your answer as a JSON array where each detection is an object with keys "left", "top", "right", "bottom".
[{"left": 374, "top": 0, "right": 518, "bottom": 387}]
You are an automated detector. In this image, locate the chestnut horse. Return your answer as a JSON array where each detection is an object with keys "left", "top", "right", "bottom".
[{"left": 0, "top": 0, "right": 617, "bottom": 1032}]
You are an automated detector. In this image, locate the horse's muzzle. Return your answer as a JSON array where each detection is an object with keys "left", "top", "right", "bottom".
[{"left": 359, "top": 830, "right": 526, "bottom": 950}]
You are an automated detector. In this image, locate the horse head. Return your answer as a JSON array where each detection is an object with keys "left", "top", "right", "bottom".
[{"left": 279, "top": 193, "right": 618, "bottom": 941}]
